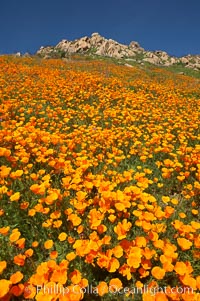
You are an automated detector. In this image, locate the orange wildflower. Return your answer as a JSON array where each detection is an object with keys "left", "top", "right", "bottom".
[
  {"left": 151, "top": 266, "right": 166, "bottom": 280},
  {"left": 88, "top": 208, "right": 104, "bottom": 229},
  {"left": 15, "top": 238, "right": 25, "bottom": 249},
  {"left": 177, "top": 238, "right": 192, "bottom": 250},
  {"left": 9, "top": 231, "right": 21, "bottom": 242},
  {"left": 28, "top": 209, "right": 36, "bottom": 216},
  {"left": 0, "top": 166, "right": 11, "bottom": 178},
  {"left": 142, "top": 292, "right": 155, "bottom": 301},
  {"left": 96, "top": 281, "right": 108, "bottom": 296},
  {"left": 10, "top": 192, "right": 20, "bottom": 202},
  {"left": 50, "top": 269, "right": 67, "bottom": 284},
  {"left": 66, "top": 252, "right": 76, "bottom": 261},
  {"left": 69, "top": 269, "right": 82, "bottom": 284},
  {"left": 20, "top": 202, "right": 29, "bottom": 209},
  {"left": 112, "top": 245, "right": 123, "bottom": 258},
  {"left": 174, "top": 261, "right": 187, "bottom": 276},
  {"left": 53, "top": 220, "right": 62, "bottom": 228},
  {"left": 68, "top": 213, "right": 82, "bottom": 226},
  {"left": 0, "top": 261, "right": 7, "bottom": 274},
  {"left": 32, "top": 241, "right": 39, "bottom": 248},
  {"left": 58, "top": 232, "right": 67, "bottom": 241},
  {"left": 45, "top": 192, "right": 58, "bottom": 205},
  {"left": 10, "top": 271, "right": 24, "bottom": 284},
  {"left": 13, "top": 254, "right": 26, "bottom": 266},
  {"left": 135, "top": 236, "right": 147, "bottom": 247},
  {"left": 108, "top": 257, "right": 120, "bottom": 272},
  {"left": 59, "top": 284, "right": 83, "bottom": 301},
  {"left": 0, "top": 226, "right": 10, "bottom": 235},
  {"left": 109, "top": 278, "right": 122, "bottom": 292},
  {"left": 127, "top": 247, "right": 142, "bottom": 268},
  {"left": 10, "top": 169, "right": 23, "bottom": 178},
  {"left": 50, "top": 250, "right": 58, "bottom": 259},
  {"left": 0, "top": 279, "right": 12, "bottom": 298},
  {"left": 114, "top": 219, "right": 132, "bottom": 240},
  {"left": 44, "top": 239, "right": 54, "bottom": 249},
  {"left": 10, "top": 283, "right": 24, "bottom": 297},
  {"left": 25, "top": 248, "right": 34, "bottom": 257},
  {"left": 162, "top": 261, "right": 174, "bottom": 272}
]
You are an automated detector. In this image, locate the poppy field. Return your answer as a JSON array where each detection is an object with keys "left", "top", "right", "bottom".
[{"left": 0, "top": 55, "right": 200, "bottom": 300}]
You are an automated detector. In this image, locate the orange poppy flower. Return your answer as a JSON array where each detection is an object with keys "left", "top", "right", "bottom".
[
  {"left": 10, "top": 169, "right": 23, "bottom": 179},
  {"left": 108, "top": 214, "right": 116, "bottom": 223},
  {"left": 153, "top": 239, "right": 164, "bottom": 250},
  {"left": 15, "top": 238, "right": 25, "bottom": 249},
  {"left": 0, "top": 279, "right": 12, "bottom": 298},
  {"left": 68, "top": 213, "right": 82, "bottom": 226},
  {"left": 32, "top": 241, "right": 39, "bottom": 248},
  {"left": 138, "top": 267, "right": 150, "bottom": 278},
  {"left": 180, "top": 274, "right": 197, "bottom": 290},
  {"left": 59, "top": 284, "right": 83, "bottom": 301},
  {"left": 174, "top": 261, "right": 187, "bottom": 276},
  {"left": 9, "top": 231, "right": 21, "bottom": 242},
  {"left": 0, "top": 261, "right": 7, "bottom": 274},
  {"left": 0, "top": 226, "right": 10, "bottom": 235},
  {"left": 23, "top": 283, "right": 36, "bottom": 300},
  {"left": 97, "top": 224, "right": 107, "bottom": 234},
  {"left": 25, "top": 248, "right": 34, "bottom": 257},
  {"left": 63, "top": 251, "right": 75, "bottom": 261},
  {"left": 177, "top": 238, "right": 192, "bottom": 250},
  {"left": 69, "top": 269, "right": 82, "bottom": 284},
  {"left": 50, "top": 250, "right": 58, "bottom": 259},
  {"left": 163, "top": 261, "right": 174, "bottom": 272},
  {"left": 151, "top": 266, "right": 166, "bottom": 280},
  {"left": 164, "top": 206, "right": 175, "bottom": 218},
  {"left": 142, "top": 292, "right": 155, "bottom": 301},
  {"left": 114, "top": 219, "right": 132, "bottom": 240},
  {"left": 0, "top": 166, "right": 11, "bottom": 178},
  {"left": 88, "top": 208, "right": 104, "bottom": 229},
  {"left": 127, "top": 247, "right": 142, "bottom": 268},
  {"left": 50, "top": 269, "right": 67, "bottom": 284},
  {"left": 108, "top": 257, "right": 120, "bottom": 272},
  {"left": 13, "top": 254, "right": 26, "bottom": 266},
  {"left": 10, "top": 192, "right": 20, "bottom": 202},
  {"left": 58, "top": 232, "right": 67, "bottom": 242},
  {"left": 135, "top": 236, "right": 147, "bottom": 247},
  {"left": 44, "top": 239, "right": 54, "bottom": 249},
  {"left": 10, "top": 271, "right": 24, "bottom": 284},
  {"left": 112, "top": 245, "right": 123, "bottom": 258},
  {"left": 96, "top": 281, "right": 108, "bottom": 296},
  {"left": 53, "top": 220, "right": 62, "bottom": 228},
  {"left": 10, "top": 283, "right": 24, "bottom": 296},
  {"left": 20, "top": 202, "right": 29, "bottom": 210},
  {"left": 28, "top": 209, "right": 36, "bottom": 217},
  {"left": 45, "top": 192, "right": 58, "bottom": 205},
  {"left": 109, "top": 278, "right": 122, "bottom": 292},
  {"left": 0, "top": 147, "right": 11, "bottom": 157}
]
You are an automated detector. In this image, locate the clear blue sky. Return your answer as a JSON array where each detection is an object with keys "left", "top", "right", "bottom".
[{"left": 1, "top": 0, "right": 200, "bottom": 57}]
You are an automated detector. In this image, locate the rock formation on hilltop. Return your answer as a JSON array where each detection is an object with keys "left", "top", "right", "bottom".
[
  {"left": 37, "top": 33, "right": 144, "bottom": 59},
  {"left": 36, "top": 33, "right": 200, "bottom": 70}
]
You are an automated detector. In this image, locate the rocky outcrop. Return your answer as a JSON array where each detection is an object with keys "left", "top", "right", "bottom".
[
  {"left": 36, "top": 33, "right": 200, "bottom": 70},
  {"left": 179, "top": 55, "right": 200, "bottom": 71},
  {"left": 36, "top": 33, "right": 144, "bottom": 59},
  {"left": 143, "top": 50, "right": 178, "bottom": 66}
]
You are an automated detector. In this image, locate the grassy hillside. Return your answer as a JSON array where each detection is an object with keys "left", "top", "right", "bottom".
[{"left": 0, "top": 56, "right": 200, "bottom": 301}]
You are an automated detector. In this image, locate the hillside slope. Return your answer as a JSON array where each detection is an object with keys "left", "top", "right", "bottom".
[{"left": 0, "top": 56, "right": 200, "bottom": 301}]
